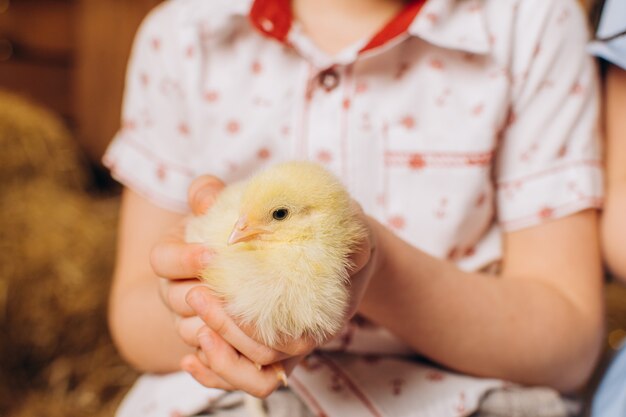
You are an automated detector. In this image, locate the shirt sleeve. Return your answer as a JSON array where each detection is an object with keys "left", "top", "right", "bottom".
[
  {"left": 103, "top": 2, "right": 196, "bottom": 213},
  {"left": 495, "top": 0, "right": 603, "bottom": 231},
  {"left": 588, "top": 0, "right": 626, "bottom": 70}
]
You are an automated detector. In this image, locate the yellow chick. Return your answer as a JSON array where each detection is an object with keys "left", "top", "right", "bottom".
[{"left": 185, "top": 161, "right": 367, "bottom": 349}]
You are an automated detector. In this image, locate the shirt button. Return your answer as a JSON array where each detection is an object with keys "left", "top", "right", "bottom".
[
  {"left": 260, "top": 18, "right": 274, "bottom": 32},
  {"left": 318, "top": 68, "right": 340, "bottom": 91}
]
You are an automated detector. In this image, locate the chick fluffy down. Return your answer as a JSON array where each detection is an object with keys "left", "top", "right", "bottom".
[{"left": 185, "top": 162, "right": 367, "bottom": 348}]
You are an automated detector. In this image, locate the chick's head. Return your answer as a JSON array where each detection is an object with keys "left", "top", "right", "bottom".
[{"left": 228, "top": 162, "right": 354, "bottom": 246}]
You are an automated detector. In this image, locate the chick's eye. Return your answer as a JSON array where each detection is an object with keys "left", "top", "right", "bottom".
[{"left": 272, "top": 208, "right": 289, "bottom": 221}]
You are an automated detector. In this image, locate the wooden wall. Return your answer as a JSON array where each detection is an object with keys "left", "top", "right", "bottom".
[
  {"left": 74, "top": 0, "right": 162, "bottom": 164},
  {"left": 0, "top": 0, "right": 162, "bottom": 166}
]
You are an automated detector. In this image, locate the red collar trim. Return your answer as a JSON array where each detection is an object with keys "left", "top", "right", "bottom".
[
  {"left": 360, "top": 0, "right": 427, "bottom": 53},
  {"left": 249, "top": 0, "right": 427, "bottom": 54},
  {"left": 249, "top": 0, "right": 292, "bottom": 43}
]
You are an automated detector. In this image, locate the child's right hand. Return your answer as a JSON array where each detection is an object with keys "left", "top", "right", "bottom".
[{"left": 150, "top": 176, "right": 225, "bottom": 351}]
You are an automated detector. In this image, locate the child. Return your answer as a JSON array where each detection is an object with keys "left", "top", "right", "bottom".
[
  {"left": 104, "top": 0, "right": 604, "bottom": 415},
  {"left": 588, "top": 0, "right": 626, "bottom": 415}
]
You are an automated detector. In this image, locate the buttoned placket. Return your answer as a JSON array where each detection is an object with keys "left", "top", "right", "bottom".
[
  {"left": 247, "top": 0, "right": 428, "bottom": 194},
  {"left": 288, "top": 35, "right": 411, "bottom": 198},
  {"left": 299, "top": 63, "right": 353, "bottom": 184},
  {"left": 281, "top": 19, "right": 361, "bottom": 189}
]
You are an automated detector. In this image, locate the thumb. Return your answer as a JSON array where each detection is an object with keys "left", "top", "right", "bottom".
[{"left": 188, "top": 175, "right": 225, "bottom": 215}]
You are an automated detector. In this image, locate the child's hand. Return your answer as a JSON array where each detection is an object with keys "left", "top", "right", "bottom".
[{"left": 149, "top": 176, "right": 225, "bottom": 351}]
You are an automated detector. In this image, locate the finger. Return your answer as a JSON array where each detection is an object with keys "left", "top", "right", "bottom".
[
  {"left": 349, "top": 237, "right": 372, "bottom": 275},
  {"left": 159, "top": 278, "right": 202, "bottom": 316},
  {"left": 197, "top": 329, "right": 282, "bottom": 398},
  {"left": 150, "top": 241, "right": 213, "bottom": 279},
  {"left": 271, "top": 363, "right": 288, "bottom": 387},
  {"left": 186, "top": 287, "right": 289, "bottom": 366},
  {"left": 176, "top": 316, "right": 206, "bottom": 347},
  {"left": 180, "top": 354, "right": 235, "bottom": 390},
  {"left": 282, "top": 354, "right": 307, "bottom": 375},
  {"left": 188, "top": 176, "right": 225, "bottom": 216},
  {"left": 344, "top": 216, "right": 380, "bottom": 320},
  {"left": 347, "top": 206, "right": 373, "bottom": 275},
  {"left": 196, "top": 327, "right": 309, "bottom": 386},
  {"left": 270, "top": 336, "right": 317, "bottom": 358}
]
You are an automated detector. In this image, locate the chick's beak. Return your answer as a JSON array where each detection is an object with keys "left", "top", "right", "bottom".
[{"left": 228, "top": 215, "right": 269, "bottom": 245}]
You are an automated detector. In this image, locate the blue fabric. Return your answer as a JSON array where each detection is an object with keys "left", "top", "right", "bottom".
[
  {"left": 592, "top": 345, "right": 626, "bottom": 417},
  {"left": 588, "top": 0, "right": 626, "bottom": 69}
]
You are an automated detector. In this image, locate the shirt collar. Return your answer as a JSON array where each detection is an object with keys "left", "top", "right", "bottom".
[
  {"left": 205, "top": 0, "right": 491, "bottom": 55},
  {"left": 408, "top": 0, "right": 491, "bottom": 54},
  {"left": 181, "top": 0, "right": 252, "bottom": 36}
]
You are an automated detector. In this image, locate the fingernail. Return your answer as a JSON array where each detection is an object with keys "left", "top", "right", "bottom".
[
  {"left": 198, "top": 332, "right": 212, "bottom": 351},
  {"left": 272, "top": 363, "right": 288, "bottom": 387},
  {"left": 194, "top": 188, "right": 217, "bottom": 214},
  {"left": 180, "top": 355, "right": 195, "bottom": 372},
  {"left": 186, "top": 288, "right": 208, "bottom": 312}
]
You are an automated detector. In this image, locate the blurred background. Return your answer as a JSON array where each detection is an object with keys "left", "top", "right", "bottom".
[
  {"left": 0, "top": 1, "right": 161, "bottom": 416},
  {"left": 0, "top": 0, "right": 162, "bottom": 181},
  {"left": 0, "top": 0, "right": 624, "bottom": 417}
]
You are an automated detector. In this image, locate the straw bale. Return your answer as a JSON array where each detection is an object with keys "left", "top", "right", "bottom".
[
  {"left": 0, "top": 90, "right": 88, "bottom": 190},
  {"left": 0, "top": 90, "right": 137, "bottom": 416}
]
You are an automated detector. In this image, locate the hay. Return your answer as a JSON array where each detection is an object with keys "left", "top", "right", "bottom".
[
  {"left": 0, "top": 90, "right": 87, "bottom": 191},
  {"left": 0, "top": 91, "right": 137, "bottom": 416}
]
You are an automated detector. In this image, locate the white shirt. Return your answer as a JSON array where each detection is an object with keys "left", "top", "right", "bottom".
[{"left": 105, "top": 0, "right": 603, "bottom": 415}]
